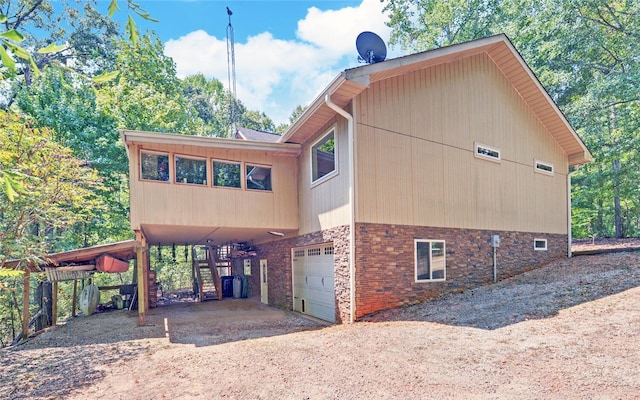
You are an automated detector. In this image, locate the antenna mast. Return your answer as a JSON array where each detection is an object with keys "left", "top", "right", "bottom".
[{"left": 226, "top": 7, "right": 237, "bottom": 136}]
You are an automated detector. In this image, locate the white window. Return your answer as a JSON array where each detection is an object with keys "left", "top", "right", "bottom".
[
  {"left": 474, "top": 142, "right": 501, "bottom": 163},
  {"left": 311, "top": 129, "right": 337, "bottom": 184},
  {"left": 415, "top": 240, "right": 446, "bottom": 282},
  {"left": 140, "top": 151, "right": 170, "bottom": 182},
  {"left": 175, "top": 155, "right": 208, "bottom": 185},
  {"left": 246, "top": 164, "right": 272, "bottom": 191},
  {"left": 213, "top": 160, "right": 242, "bottom": 188},
  {"left": 534, "top": 238, "right": 548, "bottom": 251},
  {"left": 534, "top": 159, "right": 554, "bottom": 176}
]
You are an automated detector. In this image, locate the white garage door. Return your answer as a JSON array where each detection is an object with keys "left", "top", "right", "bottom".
[{"left": 292, "top": 244, "right": 335, "bottom": 323}]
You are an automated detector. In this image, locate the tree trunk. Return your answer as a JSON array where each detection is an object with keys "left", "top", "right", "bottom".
[
  {"left": 611, "top": 106, "right": 623, "bottom": 238},
  {"left": 613, "top": 159, "right": 622, "bottom": 238}
]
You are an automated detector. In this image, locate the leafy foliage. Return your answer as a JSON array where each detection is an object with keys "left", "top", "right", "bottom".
[
  {"left": 182, "top": 73, "right": 278, "bottom": 137},
  {"left": 14, "top": 68, "right": 131, "bottom": 247},
  {"left": 96, "top": 33, "right": 203, "bottom": 134},
  {"left": 0, "top": 111, "right": 105, "bottom": 267},
  {"left": 150, "top": 246, "right": 193, "bottom": 294}
]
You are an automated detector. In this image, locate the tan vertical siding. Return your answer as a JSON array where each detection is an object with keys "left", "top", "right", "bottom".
[
  {"left": 128, "top": 143, "right": 298, "bottom": 231},
  {"left": 297, "top": 118, "right": 351, "bottom": 235},
  {"left": 355, "top": 53, "right": 569, "bottom": 234}
]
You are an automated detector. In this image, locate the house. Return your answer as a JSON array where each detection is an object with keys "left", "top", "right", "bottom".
[{"left": 122, "top": 34, "right": 592, "bottom": 324}]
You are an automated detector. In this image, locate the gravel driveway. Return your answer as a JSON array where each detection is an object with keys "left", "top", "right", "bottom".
[{"left": 1, "top": 251, "right": 639, "bottom": 399}]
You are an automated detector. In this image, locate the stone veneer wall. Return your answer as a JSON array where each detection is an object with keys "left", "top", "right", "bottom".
[
  {"left": 355, "top": 223, "right": 567, "bottom": 318},
  {"left": 254, "top": 225, "right": 351, "bottom": 323}
]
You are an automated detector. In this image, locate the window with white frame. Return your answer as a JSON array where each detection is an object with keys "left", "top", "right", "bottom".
[
  {"left": 534, "top": 159, "right": 554, "bottom": 176},
  {"left": 213, "top": 160, "right": 241, "bottom": 188},
  {"left": 311, "top": 129, "right": 337, "bottom": 183},
  {"left": 140, "top": 151, "right": 170, "bottom": 182},
  {"left": 246, "top": 164, "right": 272, "bottom": 191},
  {"left": 175, "top": 155, "right": 207, "bottom": 185},
  {"left": 474, "top": 142, "right": 501, "bottom": 162},
  {"left": 534, "top": 238, "right": 548, "bottom": 251},
  {"left": 415, "top": 240, "right": 446, "bottom": 282}
]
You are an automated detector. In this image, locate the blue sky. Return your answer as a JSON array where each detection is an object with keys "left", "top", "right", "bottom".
[{"left": 112, "top": 0, "right": 401, "bottom": 125}]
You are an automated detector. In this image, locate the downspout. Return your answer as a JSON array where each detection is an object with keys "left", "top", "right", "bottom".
[
  {"left": 325, "top": 94, "right": 355, "bottom": 324},
  {"left": 567, "top": 166, "right": 579, "bottom": 258}
]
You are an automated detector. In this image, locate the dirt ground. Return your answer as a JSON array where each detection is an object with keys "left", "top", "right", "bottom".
[{"left": 1, "top": 242, "right": 640, "bottom": 399}]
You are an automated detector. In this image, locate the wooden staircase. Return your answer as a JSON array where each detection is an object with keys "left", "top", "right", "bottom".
[{"left": 192, "top": 246, "right": 222, "bottom": 301}]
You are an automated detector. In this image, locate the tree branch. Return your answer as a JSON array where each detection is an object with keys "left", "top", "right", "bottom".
[{"left": 12, "top": 0, "right": 45, "bottom": 32}]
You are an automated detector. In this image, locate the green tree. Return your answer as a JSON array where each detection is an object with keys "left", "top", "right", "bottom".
[
  {"left": 0, "top": 0, "right": 155, "bottom": 203},
  {"left": 275, "top": 104, "right": 307, "bottom": 133},
  {"left": 0, "top": 111, "right": 104, "bottom": 267},
  {"left": 182, "top": 73, "right": 228, "bottom": 136},
  {"left": 14, "top": 68, "right": 130, "bottom": 247},
  {"left": 96, "top": 33, "right": 203, "bottom": 134},
  {"left": 182, "top": 73, "right": 278, "bottom": 137},
  {"left": 0, "top": 0, "right": 155, "bottom": 80},
  {"left": 238, "top": 108, "right": 275, "bottom": 133}
]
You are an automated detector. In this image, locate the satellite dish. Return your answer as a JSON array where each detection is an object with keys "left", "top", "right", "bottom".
[{"left": 356, "top": 31, "right": 387, "bottom": 64}]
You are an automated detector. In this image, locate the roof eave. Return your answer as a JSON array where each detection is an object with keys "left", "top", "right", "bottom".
[
  {"left": 2, "top": 239, "right": 140, "bottom": 271},
  {"left": 492, "top": 38, "right": 593, "bottom": 165},
  {"left": 121, "top": 130, "right": 301, "bottom": 156},
  {"left": 569, "top": 151, "right": 594, "bottom": 167},
  {"left": 279, "top": 74, "right": 348, "bottom": 144}
]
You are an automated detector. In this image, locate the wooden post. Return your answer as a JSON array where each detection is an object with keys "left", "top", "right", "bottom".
[
  {"left": 136, "top": 245, "right": 145, "bottom": 326},
  {"left": 72, "top": 279, "right": 77, "bottom": 317},
  {"left": 22, "top": 270, "right": 30, "bottom": 340},
  {"left": 52, "top": 281, "right": 58, "bottom": 326},
  {"left": 135, "top": 231, "right": 147, "bottom": 326},
  {"left": 143, "top": 247, "right": 150, "bottom": 312}
]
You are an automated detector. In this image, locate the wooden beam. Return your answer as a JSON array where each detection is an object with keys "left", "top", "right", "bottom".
[
  {"left": 22, "top": 271, "right": 30, "bottom": 340},
  {"left": 98, "top": 285, "right": 125, "bottom": 291}
]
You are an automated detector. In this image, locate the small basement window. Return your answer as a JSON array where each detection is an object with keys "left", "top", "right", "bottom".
[
  {"left": 534, "top": 238, "right": 548, "bottom": 251},
  {"left": 534, "top": 159, "right": 554, "bottom": 176},
  {"left": 213, "top": 160, "right": 241, "bottom": 188},
  {"left": 415, "top": 240, "right": 446, "bottom": 282},
  {"left": 246, "top": 164, "right": 272, "bottom": 191},
  {"left": 140, "top": 151, "right": 170, "bottom": 182},
  {"left": 474, "top": 142, "right": 501, "bottom": 163},
  {"left": 311, "top": 129, "right": 337, "bottom": 183},
  {"left": 175, "top": 155, "right": 207, "bottom": 185}
]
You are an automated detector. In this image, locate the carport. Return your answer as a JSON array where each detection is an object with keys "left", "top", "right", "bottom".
[{"left": 3, "top": 240, "right": 140, "bottom": 342}]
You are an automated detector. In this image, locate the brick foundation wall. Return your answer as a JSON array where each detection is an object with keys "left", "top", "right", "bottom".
[
  {"left": 229, "top": 258, "right": 260, "bottom": 297},
  {"left": 250, "top": 223, "right": 566, "bottom": 324},
  {"left": 254, "top": 225, "right": 351, "bottom": 323},
  {"left": 354, "top": 223, "right": 567, "bottom": 318}
]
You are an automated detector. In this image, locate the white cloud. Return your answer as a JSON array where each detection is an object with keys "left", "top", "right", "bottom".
[
  {"left": 296, "top": 0, "right": 392, "bottom": 55},
  {"left": 164, "top": 0, "right": 395, "bottom": 125}
]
